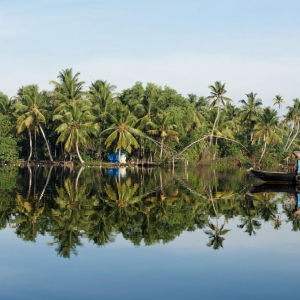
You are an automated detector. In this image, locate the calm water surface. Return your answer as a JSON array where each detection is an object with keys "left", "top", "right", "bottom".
[{"left": 0, "top": 165, "right": 299, "bottom": 300}]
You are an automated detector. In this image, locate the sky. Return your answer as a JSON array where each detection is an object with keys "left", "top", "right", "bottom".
[{"left": 1, "top": 0, "right": 300, "bottom": 111}]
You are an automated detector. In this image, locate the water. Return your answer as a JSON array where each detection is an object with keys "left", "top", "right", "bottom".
[{"left": 0, "top": 165, "right": 299, "bottom": 299}]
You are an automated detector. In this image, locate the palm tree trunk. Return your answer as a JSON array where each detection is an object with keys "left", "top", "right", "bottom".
[
  {"left": 160, "top": 137, "right": 164, "bottom": 158},
  {"left": 259, "top": 137, "right": 267, "bottom": 164},
  {"left": 213, "top": 137, "right": 218, "bottom": 160},
  {"left": 209, "top": 185, "right": 218, "bottom": 227},
  {"left": 28, "top": 127, "right": 33, "bottom": 162},
  {"left": 34, "top": 128, "right": 38, "bottom": 160},
  {"left": 38, "top": 124, "right": 54, "bottom": 162},
  {"left": 75, "top": 166, "right": 84, "bottom": 190},
  {"left": 27, "top": 165, "right": 32, "bottom": 200},
  {"left": 283, "top": 121, "right": 294, "bottom": 152},
  {"left": 210, "top": 105, "right": 220, "bottom": 145},
  {"left": 75, "top": 142, "right": 84, "bottom": 164},
  {"left": 38, "top": 166, "right": 53, "bottom": 201},
  {"left": 285, "top": 120, "right": 299, "bottom": 152}
]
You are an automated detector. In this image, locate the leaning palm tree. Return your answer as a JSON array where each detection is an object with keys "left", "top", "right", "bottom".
[
  {"left": 273, "top": 94, "right": 285, "bottom": 110},
  {"left": 252, "top": 107, "right": 283, "bottom": 163},
  {"left": 206, "top": 81, "right": 232, "bottom": 145},
  {"left": 53, "top": 100, "right": 96, "bottom": 164},
  {"left": 13, "top": 85, "right": 53, "bottom": 162},
  {"left": 283, "top": 98, "right": 300, "bottom": 152}
]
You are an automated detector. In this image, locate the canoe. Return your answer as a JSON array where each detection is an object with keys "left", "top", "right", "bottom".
[{"left": 246, "top": 163, "right": 300, "bottom": 183}]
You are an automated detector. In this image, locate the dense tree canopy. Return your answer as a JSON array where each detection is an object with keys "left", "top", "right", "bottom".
[{"left": 0, "top": 68, "right": 297, "bottom": 165}]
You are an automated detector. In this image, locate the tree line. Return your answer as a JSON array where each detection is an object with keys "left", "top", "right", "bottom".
[{"left": 0, "top": 68, "right": 298, "bottom": 164}]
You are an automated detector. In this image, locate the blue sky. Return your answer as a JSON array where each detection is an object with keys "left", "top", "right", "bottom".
[{"left": 1, "top": 0, "right": 300, "bottom": 110}]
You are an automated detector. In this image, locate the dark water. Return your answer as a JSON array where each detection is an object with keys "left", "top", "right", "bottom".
[{"left": 0, "top": 165, "right": 299, "bottom": 299}]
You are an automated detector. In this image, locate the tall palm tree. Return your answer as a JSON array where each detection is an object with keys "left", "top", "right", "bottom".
[
  {"left": 206, "top": 81, "right": 232, "bottom": 145},
  {"left": 101, "top": 104, "right": 143, "bottom": 157},
  {"left": 13, "top": 85, "right": 53, "bottom": 162},
  {"left": 147, "top": 112, "right": 179, "bottom": 158},
  {"left": 239, "top": 92, "right": 263, "bottom": 142},
  {"left": 273, "top": 94, "right": 285, "bottom": 110},
  {"left": 89, "top": 80, "right": 119, "bottom": 158},
  {"left": 53, "top": 100, "right": 96, "bottom": 164},
  {"left": 50, "top": 68, "right": 86, "bottom": 108},
  {"left": 252, "top": 107, "right": 283, "bottom": 163}
]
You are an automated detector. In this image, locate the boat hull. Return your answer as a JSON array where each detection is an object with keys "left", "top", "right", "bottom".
[{"left": 248, "top": 169, "right": 297, "bottom": 183}]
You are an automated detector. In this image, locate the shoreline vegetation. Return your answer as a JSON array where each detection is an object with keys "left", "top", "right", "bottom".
[{"left": 0, "top": 68, "right": 298, "bottom": 167}]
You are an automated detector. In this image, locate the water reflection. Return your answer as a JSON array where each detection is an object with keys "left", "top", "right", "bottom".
[{"left": 1, "top": 166, "right": 300, "bottom": 257}]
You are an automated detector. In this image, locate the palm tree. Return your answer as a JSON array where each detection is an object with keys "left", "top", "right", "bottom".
[
  {"left": 252, "top": 107, "right": 283, "bottom": 163},
  {"left": 132, "top": 83, "right": 164, "bottom": 129},
  {"left": 239, "top": 92, "right": 263, "bottom": 142},
  {"left": 50, "top": 68, "right": 85, "bottom": 106},
  {"left": 147, "top": 112, "right": 179, "bottom": 158},
  {"left": 273, "top": 94, "right": 285, "bottom": 109},
  {"left": 101, "top": 104, "right": 144, "bottom": 158},
  {"left": 206, "top": 81, "right": 232, "bottom": 144},
  {"left": 0, "top": 92, "right": 14, "bottom": 115},
  {"left": 204, "top": 221, "right": 231, "bottom": 250},
  {"left": 203, "top": 186, "right": 231, "bottom": 250},
  {"left": 283, "top": 98, "right": 300, "bottom": 152},
  {"left": 89, "top": 80, "right": 119, "bottom": 158},
  {"left": 53, "top": 100, "right": 96, "bottom": 164},
  {"left": 13, "top": 85, "right": 53, "bottom": 162},
  {"left": 185, "top": 94, "right": 208, "bottom": 132}
]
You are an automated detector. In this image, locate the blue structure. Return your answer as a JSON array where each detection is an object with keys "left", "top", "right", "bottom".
[
  {"left": 108, "top": 167, "right": 127, "bottom": 179},
  {"left": 108, "top": 152, "right": 126, "bottom": 163}
]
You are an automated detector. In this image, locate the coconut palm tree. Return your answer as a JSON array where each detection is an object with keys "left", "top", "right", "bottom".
[
  {"left": 239, "top": 92, "right": 263, "bottom": 142},
  {"left": 283, "top": 98, "right": 300, "bottom": 152},
  {"left": 132, "top": 83, "right": 164, "bottom": 129},
  {"left": 101, "top": 104, "right": 144, "bottom": 157},
  {"left": 273, "top": 94, "right": 285, "bottom": 110},
  {"left": 185, "top": 94, "right": 208, "bottom": 132},
  {"left": 53, "top": 99, "right": 96, "bottom": 164},
  {"left": 147, "top": 112, "right": 179, "bottom": 158},
  {"left": 89, "top": 80, "right": 119, "bottom": 158},
  {"left": 206, "top": 81, "right": 232, "bottom": 145},
  {"left": 252, "top": 107, "right": 283, "bottom": 163},
  {"left": 50, "top": 68, "right": 85, "bottom": 106},
  {"left": 13, "top": 85, "right": 53, "bottom": 162}
]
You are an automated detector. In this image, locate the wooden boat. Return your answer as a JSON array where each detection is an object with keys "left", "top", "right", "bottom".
[
  {"left": 246, "top": 151, "right": 300, "bottom": 183},
  {"left": 246, "top": 164, "right": 298, "bottom": 183}
]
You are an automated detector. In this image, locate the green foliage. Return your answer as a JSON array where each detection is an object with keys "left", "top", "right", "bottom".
[
  {"left": 0, "top": 115, "right": 14, "bottom": 137},
  {"left": 0, "top": 137, "right": 19, "bottom": 162},
  {"left": 1, "top": 71, "right": 298, "bottom": 164}
]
